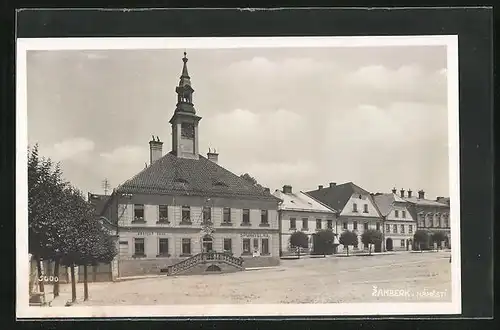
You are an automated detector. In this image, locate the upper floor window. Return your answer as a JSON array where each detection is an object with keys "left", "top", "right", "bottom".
[
  {"left": 343, "top": 222, "right": 348, "bottom": 230},
  {"left": 400, "top": 225, "right": 405, "bottom": 234},
  {"left": 376, "top": 222, "right": 380, "bottom": 231},
  {"left": 393, "top": 224, "right": 398, "bottom": 233},
  {"left": 302, "top": 218, "right": 308, "bottom": 230},
  {"left": 202, "top": 206, "right": 211, "bottom": 223},
  {"left": 353, "top": 221, "right": 358, "bottom": 230},
  {"left": 402, "top": 210, "right": 406, "bottom": 218},
  {"left": 261, "top": 210, "right": 269, "bottom": 224},
  {"left": 394, "top": 210, "right": 399, "bottom": 218},
  {"left": 444, "top": 217, "right": 449, "bottom": 228},
  {"left": 386, "top": 224, "right": 391, "bottom": 233},
  {"left": 134, "top": 204, "right": 144, "bottom": 222},
  {"left": 316, "top": 219, "right": 322, "bottom": 230},
  {"left": 181, "top": 205, "right": 191, "bottom": 223},
  {"left": 363, "top": 204, "right": 368, "bottom": 213},
  {"left": 223, "top": 207, "right": 231, "bottom": 223},
  {"left": 158, "top": 205, "right": 168, "bottom": 222},
  {"left": 364, "top": 222, "right": 368, "bottom": 231},
  {"left": 409, "top": 225, "right": 413, "bottom": 233},
  {"left": 290, "top": 218, "right": 296, "bottom": 229},
  {"left": 353, "top": 203, "right": 358, "bottom": 212},
  {"left": 327, "top": 220, "right": 333, "bottom": 229},
  {"left": 242, "top": 209, "right": 250, "bottom": 224}
]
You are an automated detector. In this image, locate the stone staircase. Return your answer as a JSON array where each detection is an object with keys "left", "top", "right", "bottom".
[{"left": 166, "top": 252, "right": 244, "bottom": 276}]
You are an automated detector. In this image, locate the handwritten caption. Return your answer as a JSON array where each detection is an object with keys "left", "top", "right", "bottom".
[{"left": 372, "top": 285, "right": 447, "bottom": 299}]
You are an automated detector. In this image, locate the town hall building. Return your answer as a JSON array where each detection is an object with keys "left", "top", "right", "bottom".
[{"left": 90, "top": 53, "right": 281, "bottom": 278}]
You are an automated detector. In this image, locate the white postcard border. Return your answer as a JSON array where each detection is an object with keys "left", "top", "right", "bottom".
[{"left": 16, "top": 35, "right": 461, "bottom": 318}]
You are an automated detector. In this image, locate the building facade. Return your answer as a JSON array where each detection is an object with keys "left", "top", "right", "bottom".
[
  {"left": 403, "top": 189, "right": 451, "bottom": 249},
  {"left": 373, "top": 189, "right": 417, "bottom": 251},
  {"left": 91, "top": 53, "right": 281, "bottom": 277},
  {"left": 273, "top": 185, "right": 337, "bottom": 255},
  {"left": 306, "top": 182, "right": 384, "bottom": 253}
]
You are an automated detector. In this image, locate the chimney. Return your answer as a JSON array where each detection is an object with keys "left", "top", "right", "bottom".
[
  {"left": 407, "top": 189, "right": 412, "bottom": 198},
  {"left": 283, "top": 185, "right": 292, "bottom": 194},
  {"left": 391, "top": 187, "right": 397, "bottom": 194},
  {"left": 149, "top": 135, "right": 163, "bottom": 164},
  {"left": 318, "top": 185, "right": 323, "bottom": 190},
  {"left": 329, "top": 182, "right": 336, "bottom": 188},
  {"left": 418, "top": 190, "right": 425, "bottom": 199},
  {"left": 400, "top": 188, "right": 405, "bottom": 198},
  {"left": 207, "top": 148, "right": 219, "bottom": 164}
]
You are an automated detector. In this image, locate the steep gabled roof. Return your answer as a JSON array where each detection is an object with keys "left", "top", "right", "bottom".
[
  {"left": 273, "top": 190, "right": 336, "bottom": 214},
  {"left": 305, "top": 182, "right": 373, "bottom": 213},
  {"left": 115, "top": 151, "right": 280, "bottom": 202},
  {"left": 373, "top": 193, "right": 402, "bottom": 216},
  {"left": 404, "top": 196, "right": 449, "bottom": 207}
]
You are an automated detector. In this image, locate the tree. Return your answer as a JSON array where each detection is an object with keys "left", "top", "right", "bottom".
[
  {"left": 240, "top": 173, "right": 264, "bottom": 189},
  {"left": 339, "top": 230, "right": 358, "bottom": 256},
  {"left": 430, "top": 231, "right": 447, "bottom": 251},
  {"left": 361, "top": 229, "right": 383, "bottom": 255},
  {"left": 289, "top": 231, "right": 309, "bottom": 259},
  {"left": 314, "top": 229, "right": 336, "bottom": 256},
  {"left": 413, "top": 230, "right": 430, "bottom": 252},
  {"left": 28, "top": 145, "right": 70, "bottom": 297}
]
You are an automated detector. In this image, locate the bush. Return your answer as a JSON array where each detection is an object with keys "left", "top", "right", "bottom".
[
  {"left": 361, "top": 229, "right": 383, "bottom": 255},
  {"left": 339, "top": 230, "right": 358, "bottom": 256},
  {"left": 290, "top": 231, "right": 309, "bottom": 258}
]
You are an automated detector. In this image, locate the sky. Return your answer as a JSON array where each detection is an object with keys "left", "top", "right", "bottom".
[{"left": 26, "top": 45, "right": 450, "bottom": 199}]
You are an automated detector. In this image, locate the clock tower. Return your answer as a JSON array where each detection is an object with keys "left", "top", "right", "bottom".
[{"left": 170, "top": 52, "right": 202, "bottom": 160}]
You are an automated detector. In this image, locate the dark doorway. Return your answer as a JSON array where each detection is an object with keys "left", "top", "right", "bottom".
[
  {"left": 202, "top": 235, "right": 213, "bottom": 253},
  {"left": 374, "top": 241, "right": 382, "bottom": 253},
  {"left": 444, "top": 236, "right": 450, "bottom": 249},
  {"left": 386, "top": 238, "right": 393, "bottom": 251},
  {"left": 206, "top": 264, "right": 221, "bottom": 272}
]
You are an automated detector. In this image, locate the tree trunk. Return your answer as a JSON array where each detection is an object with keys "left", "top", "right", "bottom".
[
  {"left": 36, "top": 257, "right": 44, "bottom": 293},
  {"left": 53, "top": 259, "right": 60, "bottom": 297},
  {"left": 84, "top": 265, "right": 89, "bottom": 301},
  {"left": 346, "top": 246, "right": 349, "bottom": 256},
  {"left": 70, "top": 264, "right": 76, "bottom": 302},
  {"left": 369, "top": 244, "right": 372, "bottom": 255},
  {"left": 297, "top": 247, "right": 300, "bottom": 259}
]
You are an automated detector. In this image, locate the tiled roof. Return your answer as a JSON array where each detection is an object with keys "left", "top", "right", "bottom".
[
  {"left": 404, "top": 196, "right": 449, "bottom": 207},
  {"left": 88, "top": 193, "right": 112, "bottom": 216},
  {"left": 273, "top": 190, "right": 336, "bottom": 213},
  {"left": 305, "top": 182, "right": 379, "bottom": 215},
  {"left": 115, "top": 151, "right": 280, "bottom": 202},
  {"left": 373, "top": 193, "right": 407, "bottom": 216}
]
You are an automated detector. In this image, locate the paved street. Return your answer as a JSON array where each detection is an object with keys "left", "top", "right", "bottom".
[{"left": 50, "top": 251, "right": 451, "bottom": 306}]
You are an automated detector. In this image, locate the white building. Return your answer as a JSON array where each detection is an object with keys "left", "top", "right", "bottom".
[{"left": 274, "top": 185, "right": 337, "bottom": 255}]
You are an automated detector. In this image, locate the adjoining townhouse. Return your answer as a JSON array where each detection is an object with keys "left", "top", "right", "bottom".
[
  {"left": 90, "top": 53, "right": 281, "bottom": 278},
  {"left": 373, "top": 188, "right": 417, "bottom": 252},
  {"left": 273, "top": 185, "right": 337, "bottom": 256},
  {"left": 403, "top": 189, "right": 451, "bottom": 249},
  {"left": 306, "top": 182, "right": 383, "bottom": 253}
]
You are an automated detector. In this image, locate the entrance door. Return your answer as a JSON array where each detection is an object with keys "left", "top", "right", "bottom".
[
  {"left": 386, "top": 238, "right": 393, "bottom": 251},
  {"left": 202, "top": 236, "right": 213, "bottom": 252},
  {"left": 374, "top": 241, "right": 382, "bottom": 253}
]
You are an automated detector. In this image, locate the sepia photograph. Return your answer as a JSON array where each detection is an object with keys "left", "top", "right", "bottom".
[{"left": 16, "top": 35, "right": 460, "bottom": 318}]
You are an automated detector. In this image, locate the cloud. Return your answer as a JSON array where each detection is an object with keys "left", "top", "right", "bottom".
[
  {"left": 42, "top": 137, "right": 95, "bottom": 162},
  {"left": 98, "top": 145, "right": 149, "bottom": 187}
]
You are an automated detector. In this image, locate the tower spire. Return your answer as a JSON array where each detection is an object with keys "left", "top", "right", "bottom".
[
  {"left": 179, "top": 51, "right": 191, "bottom": 87},
  {"left": 174, "top": 51, "right": 195, "bottom": 114}
]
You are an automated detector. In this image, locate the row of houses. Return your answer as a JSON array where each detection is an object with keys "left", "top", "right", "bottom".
[
  {"left": 87, "top": 53, "right": 451, "bottom": 279},
  {"left": 275, "top": 183, "right": 450, "bottom": 256}
]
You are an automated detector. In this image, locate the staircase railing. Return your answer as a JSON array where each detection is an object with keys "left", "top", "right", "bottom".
[{"left": 167, "top": 252, "right": 244, "bottom": 276}]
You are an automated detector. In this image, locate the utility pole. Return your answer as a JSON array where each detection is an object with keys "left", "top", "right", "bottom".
[{"left": 102, "top": 178, "right": 111, "bottom": 196}]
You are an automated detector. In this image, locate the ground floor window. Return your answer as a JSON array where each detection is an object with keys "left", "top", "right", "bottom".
[
  {"left": 223, "top": 238, "right": 232, "bottom": 252},
  {"left": 400, "top": 239, "right": 405, "bottom": 248},
  {"left": 261, "top": 238, "right": 269, "bottom": 255},
  {"left": 343, "top": 222, "right": 348, "bottom": 230},
  {"left": 134, "top": 238, "right": 145, "bottom": 256},
  {"left": 158, "top": 238, "right": 169, "bottom": 256},
  {"left": 327, "top": 220, "right": 333, "bottom": 229},
  {"left": 242, "top": 238, "right": 251, "bottom": 254},
  {"left": 182, "top": 238, "right": 191, "bottom": 255}
]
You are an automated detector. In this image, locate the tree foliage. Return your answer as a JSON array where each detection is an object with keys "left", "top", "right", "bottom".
[
  {"left": 361, "top": 229, "right": 383, "bottom": 255},
  {"left": 430, "top": 231, "right": 447, "bottom": 250},
  {"left": 28, "top": 144, "right": 117, "bottom": 301},
  {"left": 313, "top": 229, "right": 336, "bottom": 256},
  {"left": 413, "top": 229, "right": 431, "bottom": 252},
  {"left": 339, "top": 230, "right": 358, "bottom": 256},
  {"left": 289, "top": 231, "right": 309, "bottom": 258}
]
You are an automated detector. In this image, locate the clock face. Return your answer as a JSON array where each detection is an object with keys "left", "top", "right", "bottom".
[{"left": 181, "top": 123, "right": 195, "bottom": 139}]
